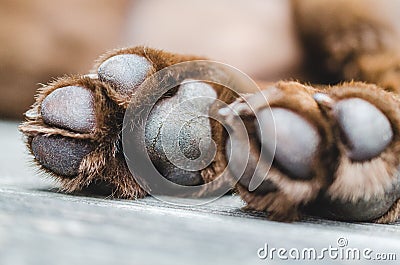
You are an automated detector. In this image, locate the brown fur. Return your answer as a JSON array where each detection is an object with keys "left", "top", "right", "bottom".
[
  {"left": 292, "top": 0, "right": 400, "bottom": 91},
  {"left": 375, "top": 198, "right": 400, "bottom": 224}
]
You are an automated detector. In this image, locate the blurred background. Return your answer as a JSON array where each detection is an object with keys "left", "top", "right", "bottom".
[{"left": 0, "top": 0, "right": 302, "bottom": 120}]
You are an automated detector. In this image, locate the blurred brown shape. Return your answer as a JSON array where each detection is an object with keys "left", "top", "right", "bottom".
[
  {"left": 0, "top": 0, "right": 129, "bottom": 119},
  {"left": 293, "top": 0, "right": 400, "bottom": 87},
  {"left": 123, "top": 0, "right": 302, "bottom": 80},
  {"left": 0, "top": 0, "right": 305, "bottom": 119}
]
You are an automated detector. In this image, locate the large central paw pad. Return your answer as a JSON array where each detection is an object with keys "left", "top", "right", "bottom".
[{"left": 145, "top": 81, "right": 217, "bottom": 186}]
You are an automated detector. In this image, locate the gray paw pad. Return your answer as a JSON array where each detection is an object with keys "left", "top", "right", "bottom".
[
  {"left": 31, "top": 135, "right": 95, "bottom": 177},
  {"left": 41, "top": 86, "right": 96, "bottom": 133},
  {"left": 333, "top": 98, "right": 393, "bottom": 161},
  {"left": 256, "top": 108, "right": 321, "bottom": 179},
  {"left": 98, "top": 54, "right": 151, "bottom": 94}
]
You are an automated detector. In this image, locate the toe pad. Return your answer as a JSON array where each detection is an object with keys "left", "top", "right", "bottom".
[
  {"left": 256, "top": 108, "right": 320, "bottom": 179},
  {"left": 41, "top": 86, "right": 96, "bottom": 133},
  {"left": 31, "top": 135, "right": 95, "bottom": 177},
  {"left": 334, "top": 98, "right": 393, "bottom": 161},
  {"left": 98, "top": 54, "right": 151, "bottom": 94}
]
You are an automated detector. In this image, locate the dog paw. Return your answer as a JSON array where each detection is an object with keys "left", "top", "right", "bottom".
[
  {"left": 222, "top": 81, "right": 336, "bottom": 221},
  {"left": 308, "top": 82, "right": 400, "bottom": 222},
  {"left": 20, "top": 46, "right": 236, "bottom": 198},
  {"left": 224, "top": 81, "right": 400, "bottom": 223}
]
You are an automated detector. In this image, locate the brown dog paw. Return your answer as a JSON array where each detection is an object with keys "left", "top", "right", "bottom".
[
  {"left": 19, "top": 46, "right": 237, "bottom": 198},
  {"left": 308, "top": 82, "right": 400, "bottom": 222},
  {"left": 221, "top": 81, "right": 336, "bottom": 221},
  {"left": 224, "top": 81, "right": 400, "bottom": 223}
]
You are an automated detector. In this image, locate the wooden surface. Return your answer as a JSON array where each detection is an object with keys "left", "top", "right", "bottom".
[{"left": 1, "top": 120, "right": 400, "bottom": 265}]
